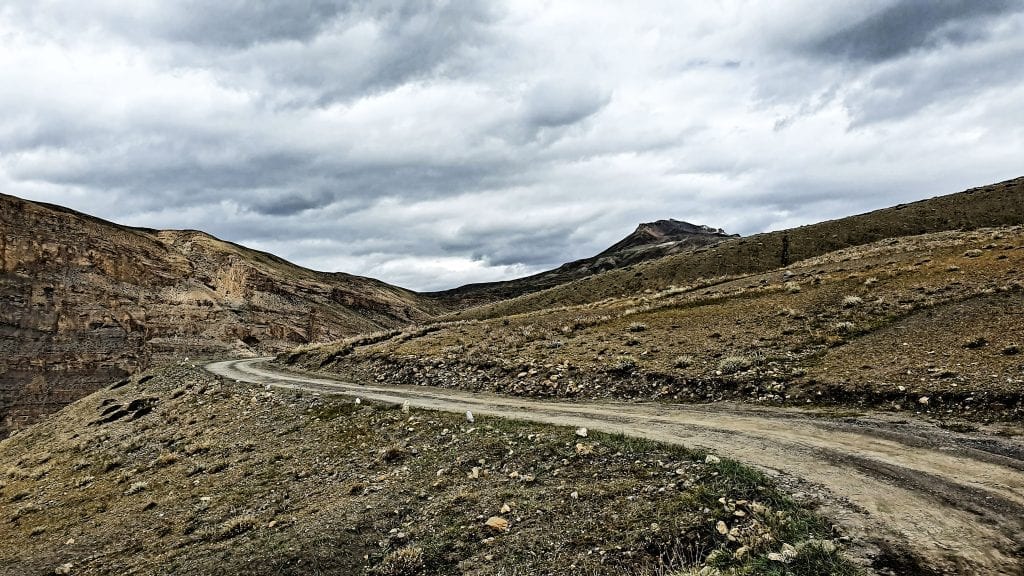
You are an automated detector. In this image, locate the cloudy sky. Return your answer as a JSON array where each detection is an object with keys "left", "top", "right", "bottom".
[{"left": 2, "top": 1, "right": 1022, "bottom": 290}]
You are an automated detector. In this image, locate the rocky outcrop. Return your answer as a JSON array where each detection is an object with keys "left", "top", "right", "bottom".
[
  {"left": 428, "top": 219, "right": 734, "bottom": 306},
  {"left": 0, "top": 193, "right": 442, "bottom": 434}
]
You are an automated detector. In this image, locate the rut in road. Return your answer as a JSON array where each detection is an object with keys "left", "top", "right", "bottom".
[{"left": 207, "top": 358, "right": 1024, "bottom": 575}]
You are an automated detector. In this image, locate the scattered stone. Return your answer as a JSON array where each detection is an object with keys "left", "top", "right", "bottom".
[
  {"left": 55, "top": 564, "right": 73, "bottom": 575},
  {"left": 484, "top": 516, "right": 510, "bottom": 532},
  {"left": 570, "top": 490, "right": 579, "bottom": 500},
  {"left": 354, "top": 398, "right": 361, "bottom": 405},
  {"left": 465, "top": 411, "right": 474, "bottom": 423},
  {"left": 797, "top": 539, "right": 837, "bottom": 554},
  {"left": 716, "top": 520, "right": 728, "bottom": 535},
  {"left": 705, "top": 454, "right": 721, "bottom": 465},
  {"left": 401, "top": 401, "right": 410, "bottom": 414},
  {"left": 918, "top": 396, "right": 930, "bottom": 406},
  {"left": 575, "top": 427, "right": 588, "bottom": 438},
  {"left": 575, "top": 442, "right": 594, "bottom": 455},
  {"left": 500, "top": 503, "right": 512, "bottom": 514}
]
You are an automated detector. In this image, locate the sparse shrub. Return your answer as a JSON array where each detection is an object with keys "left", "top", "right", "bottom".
[
  {"left": 219, "top": 514, "right": 258, "bottom": 539},
  {"left": 841, "top": 295, "right": 863, "bottom": 308},
  {"left": 832, "top": 321, "right": 855, "bottom": 334},
  {"left": 963, "top": 337, "right": 988, "bottom": 349},
  {"left": 673, "top": 355, "right": 695, "bottom": 369},
  {"left": 5, "top": 466, "right": 30, "bottom": 480},
  {"left": 124, "top": 481, "right": 148, "bottom": 495},
  {"left": 610, "top": 356, "right": 637, "bottom": 373},
  {"left": 369, "top": 546, "right": 424, "bottom": 576},
  {"left": 9, "top": 489, "right": 30, "bottom": 502},
  {"left": 379, "top": 444, "right": 407, "bottom": 464},
  {"left": 345, "top": 481, "right": 367, "bottom": 495},
  {"left": 152, "top": 451, "right": 179, "bottom": 468},
  {"left": 863, "top": 277, "right": 878, "bottom": 286},
  {"left": 184, "top": 443, "right": 212, "bottom": 456},
  {"left": 10, "top": 502, "right": 40, "bottom": 521},
  {"left": 718, "top": 356, "right": 754, "bottom": 375},
  {"left": 628, "top": 322, "right": 648, "bottom": 333},
  {"left": 207, "top": 460, "right": 229, "bottom": 474}
]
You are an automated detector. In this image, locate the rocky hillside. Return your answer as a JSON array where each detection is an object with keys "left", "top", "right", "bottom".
[
  {"left": 288, "top": 224, "right": 1024, "bottom": 422},
  {"left": 0, "top": 365, "right": 857, "bottom": 575},
  {"left": 427, "top": 219, "right": 734, "bottom": 306},
  {"left": 0, "top": 194, "right": 443, "bottom": 434},
  {"left": 445, "top": 177, "right": 1024, "bottom": 321}
]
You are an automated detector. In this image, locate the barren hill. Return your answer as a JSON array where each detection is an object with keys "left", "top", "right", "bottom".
[
  {"left": 0, "top": 194, "right": 442, "bottom": 434},
  {"left": 446, "top": 177, "right": 1024, "bottom": 320},
  {"left": 427, "top": 218, "right": 734, "bottom": 306}
]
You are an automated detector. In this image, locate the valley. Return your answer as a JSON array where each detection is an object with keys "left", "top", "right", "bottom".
[{"left": 2, "top": 177, "right": 1024, "bottom": 575}]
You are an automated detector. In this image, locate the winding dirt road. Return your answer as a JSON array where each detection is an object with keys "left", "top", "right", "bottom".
[{"left": 208, "top": 358, "right": 1024, "bottom": 575}]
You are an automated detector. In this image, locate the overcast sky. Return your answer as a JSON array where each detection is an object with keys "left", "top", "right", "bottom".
[{"left": 2, "top": 1, "right": 1022, "bottom": 290}]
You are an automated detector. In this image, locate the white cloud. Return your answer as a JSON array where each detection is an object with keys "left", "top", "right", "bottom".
[{"left": 1, "top": 1, "right": 1021, "bottom": 290}]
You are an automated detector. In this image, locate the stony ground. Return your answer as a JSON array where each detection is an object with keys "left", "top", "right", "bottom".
[
  {"left": 0, "top": 366, "right": 858, "bottom": 576},
  {"left": 288, "top": 227, "right": 1024, "bottom": 422}
]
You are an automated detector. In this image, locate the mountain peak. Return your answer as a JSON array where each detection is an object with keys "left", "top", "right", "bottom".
[{"left": 600, "top": 219, "right": 735, "bottom": 256}]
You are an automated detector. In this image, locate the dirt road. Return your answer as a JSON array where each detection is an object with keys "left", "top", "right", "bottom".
[{"left": 207, "top": 358, "right": 1024, "bottom": 575}]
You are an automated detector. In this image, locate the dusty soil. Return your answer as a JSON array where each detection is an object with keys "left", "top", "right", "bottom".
[
  {"left": 0, "top": 364, "right": 855, "bottom": 576},
  {"left": 288, "top": 226, "right": 1024, "bottom": 422},
  {"left": 211, "top": 358, "right": 1024, "bottom": 575}
]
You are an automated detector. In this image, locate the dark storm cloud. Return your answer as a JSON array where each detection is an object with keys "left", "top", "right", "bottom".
[
  {"left": 1, "top": 2, "right": 1022, "bottom": 290},
  {"left": 808, "top": 0, "right": 1021, "bottom": 62},
  {"left": 228, "top": 0, "right": 501, "bottom": 104},
  {"left": 157, "top": 0, "right": 347, "bottom": 47},
  {"left": 522, "top": 80, "right": 612, "bottom": 129},
  {"left": 440, "top": 222, "right": 585, "bottom": 268}
]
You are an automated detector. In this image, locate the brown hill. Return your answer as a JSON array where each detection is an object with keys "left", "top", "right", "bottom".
[
  {"left": 287, "top": 224, "right": 1024, "bottom": 421},
  {"left": 0, "top": 193, "right": 443, "bottom": 434},
  {"left": 428, "top": 218, "right": 734, "bottom": 306},
  {"left": 445, "top": 177, "right": 1024, "bottom": 321}
]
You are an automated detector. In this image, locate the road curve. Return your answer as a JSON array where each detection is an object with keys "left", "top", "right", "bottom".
[{"left": 208, "top": 357, "right": 1024, "bottom": 575}]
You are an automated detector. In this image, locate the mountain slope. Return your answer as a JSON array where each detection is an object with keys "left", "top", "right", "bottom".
[
  {"left": 445, "top": 177, "right": 1024, "bottom": 321},
  {"left": 287, "top": 224, "right": 1024, "bottom": 421},
  {"left": 0, "top": 365, "right": 857, "bottom": 576},
  {"left": 0, "top": 193, "right": 443, "bottom": 434},
  {"left": 427, "top": 218, "right": 734, "bottom": 306}
]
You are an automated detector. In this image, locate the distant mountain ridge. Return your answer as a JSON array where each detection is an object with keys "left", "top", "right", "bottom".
[
  {"left": 428, "top": 218, "right": 735, "bottom": 305},
  {"left": 598, "top": 219, "right": 733, "bottom": 256}
]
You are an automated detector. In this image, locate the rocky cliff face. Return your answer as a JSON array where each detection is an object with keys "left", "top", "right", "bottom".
[{"left": 0, "top": 194, "right": 441, "bottom": 434}]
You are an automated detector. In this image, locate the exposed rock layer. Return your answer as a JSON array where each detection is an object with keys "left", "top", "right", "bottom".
[{"left": 0, "top": 194, "right": 441, "bottom": 433}]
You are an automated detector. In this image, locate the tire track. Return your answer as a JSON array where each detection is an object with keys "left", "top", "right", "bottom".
[{"left": 207, "top": 358, "right": 1024, "bottom": 575}]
